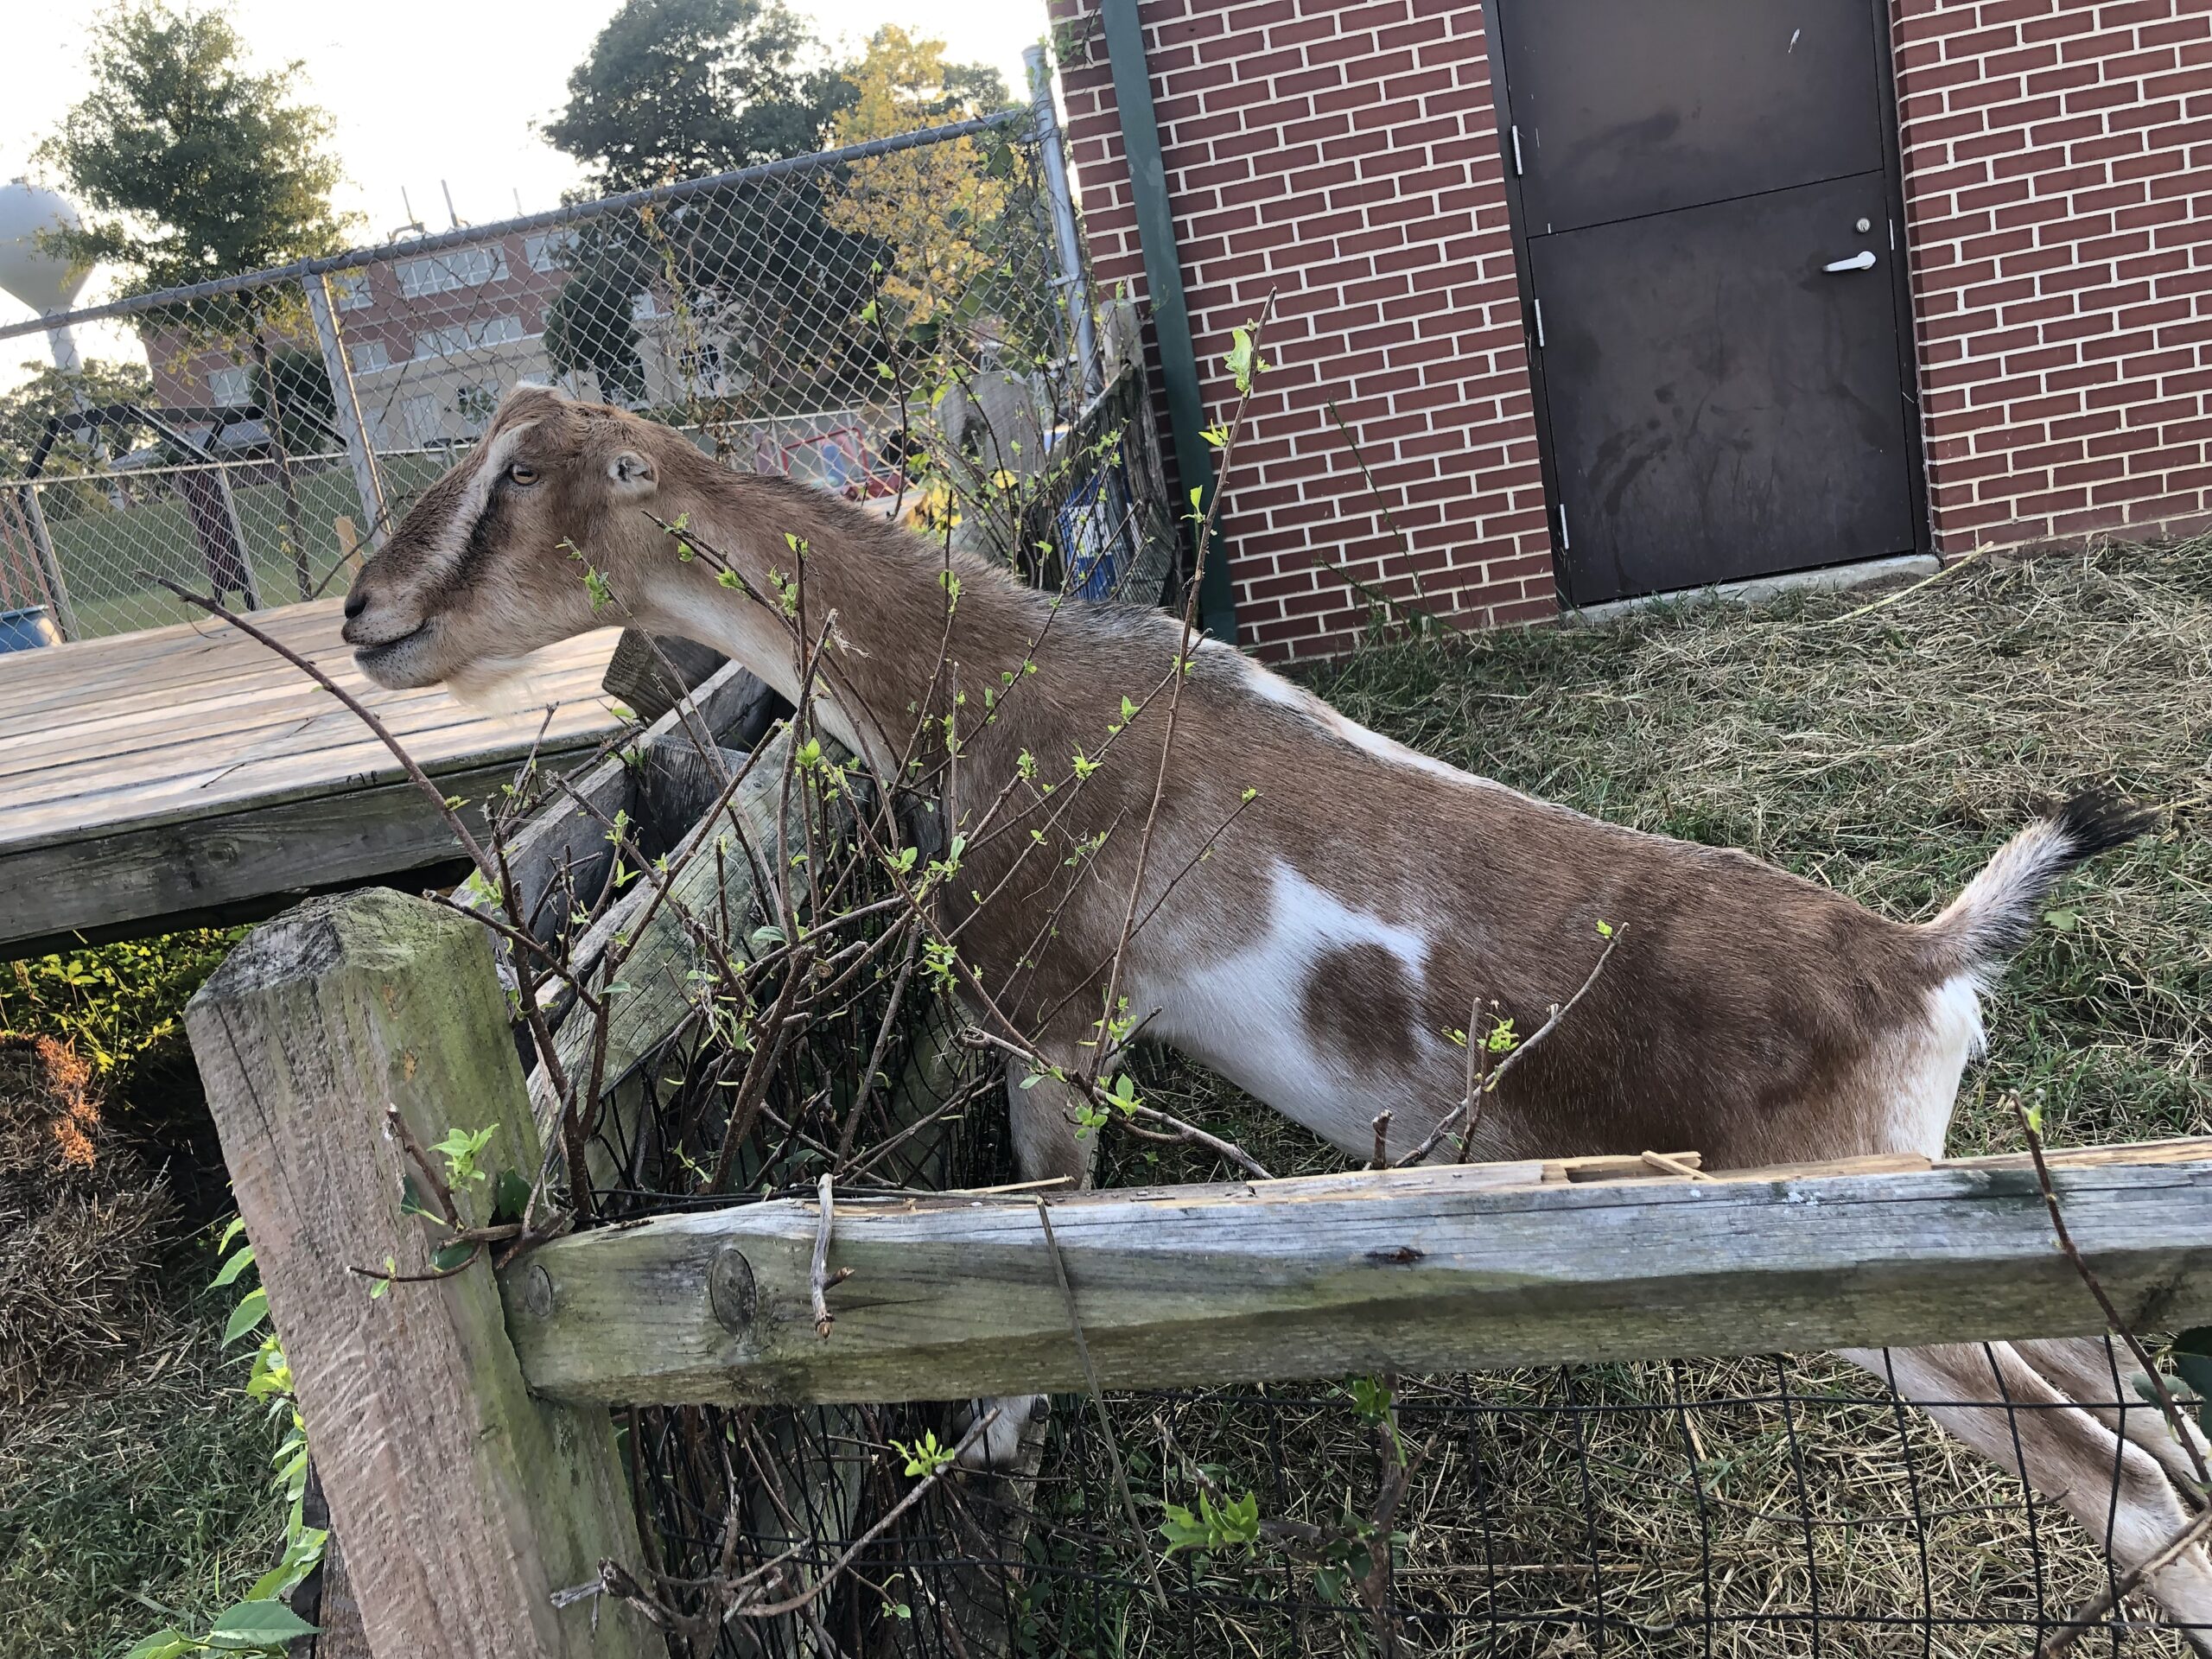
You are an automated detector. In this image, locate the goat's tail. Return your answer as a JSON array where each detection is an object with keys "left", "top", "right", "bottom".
[{"left": 1923, "top": 791, "right": 2156, "bottom": 979}]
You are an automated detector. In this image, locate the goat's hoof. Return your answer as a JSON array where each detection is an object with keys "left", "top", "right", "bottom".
[{"left": 957, "top": 1393, "right": 1047, "bottom": 1470}]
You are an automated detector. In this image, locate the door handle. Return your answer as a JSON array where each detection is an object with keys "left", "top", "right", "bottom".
[{"left": 1824, "top": 250, "right": 1877, "bottom": 273}]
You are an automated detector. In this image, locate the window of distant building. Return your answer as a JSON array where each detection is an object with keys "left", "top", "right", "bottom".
[
  {"left": 208, "top": 365, "right": 252, "bottom": 406},
  {"left": 396, "top": 244, "right": 509, "bottom": 298},
  {"left": 402, "top": 394, "right": 442, "bottom": 447},
  {"left": 330, "top": 270, "right": 373, "bottom": 311},
  {"left": 351, "top": 339, "right": 391, "bottom": 374},
  {"left": 413, "top": 315, "right": 524, "bottom": 359},
  {"left": 524, "top": 232, "right": 574, "bottom": 273}
]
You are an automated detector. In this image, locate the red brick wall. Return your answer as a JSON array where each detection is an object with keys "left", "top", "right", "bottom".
[
  {"left": 1052, "top": 0, "right": 1557, "bottom": 661},
  {"left": 1893, "top": 0, "right": 2212, "bottom": 555},
  {"left": 1055, "top": 0, "right": 2212, "bottom": 658}
]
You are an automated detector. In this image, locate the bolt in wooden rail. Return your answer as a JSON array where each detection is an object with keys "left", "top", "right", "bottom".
[
  {"left": 187, "top": 888, "right": 658, "bottom": 1659},
  {"left": 500, "top": 1140, "right": 2212, "bottom": 1408}
]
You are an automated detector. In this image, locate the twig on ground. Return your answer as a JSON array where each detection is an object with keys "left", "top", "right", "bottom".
[
  {"left": 1818, "top": 546, "right": 1987, "bottom": 628},
  {"left": 2037, "top": 1504, "right": 2212, "bottom": 1658}
]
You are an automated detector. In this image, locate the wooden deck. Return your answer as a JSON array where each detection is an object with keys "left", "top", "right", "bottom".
[{"left": 0, "top": 600, "right": 623, "bottom": 957}]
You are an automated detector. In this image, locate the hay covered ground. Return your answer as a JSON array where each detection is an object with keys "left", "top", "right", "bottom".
[
  {"left": 1074, "top": 542, "right": 2212, "bottom": 1656},
  {"left": 0, "top": 932, "right": 282, "bottom": 1659}
]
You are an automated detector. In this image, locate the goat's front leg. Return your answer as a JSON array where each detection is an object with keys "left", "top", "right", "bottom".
[
  {"left": 1840, "top": 1342, "right": 2212, "bottom": 1652},
  {"left": 957, "top": 1045, "right": 1098, "bottom": 1471}
]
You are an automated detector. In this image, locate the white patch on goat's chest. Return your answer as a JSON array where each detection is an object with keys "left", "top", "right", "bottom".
[{"left": 1145, "top": 860, "right": 1440, "bottom": 1153}]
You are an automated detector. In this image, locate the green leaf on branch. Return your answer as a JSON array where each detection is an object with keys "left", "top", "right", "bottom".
[
  {"left": 1160, "top": 1489, "right": 1261, "bottom": 1555},
  {"left": 223, "top": 1286, "right": 270, "bottom": 1346},
  {"left": 211, "top": 1243, "right": 256, "bottom": 1288},
  {"left": 493, "top": 1168, "right": 531, "bottom": 1227},
  {"left": 205, "top": 1595, "right": 317, "bottom": 1649}
]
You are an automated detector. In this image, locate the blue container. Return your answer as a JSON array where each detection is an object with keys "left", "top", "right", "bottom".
[{"left": 0, "top": 606, "right": 60, "bottom": 652}]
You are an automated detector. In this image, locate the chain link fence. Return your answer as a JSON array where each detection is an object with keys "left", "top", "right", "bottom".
[{"left": 0, "top": 88, "right": 1160, "bottom": 645}]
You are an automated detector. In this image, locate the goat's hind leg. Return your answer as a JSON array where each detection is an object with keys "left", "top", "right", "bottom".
[
  {"left": 1839, "top": 1341, "right": 2212, "bottom": 1652},
  {"left": 2017, "top": 1334, "right": 2212, "bottom": 1492}
]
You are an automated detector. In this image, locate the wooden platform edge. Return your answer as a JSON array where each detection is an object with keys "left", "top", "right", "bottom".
[{"left": 1, "top": 743, "right": 607, "bottom": 959}]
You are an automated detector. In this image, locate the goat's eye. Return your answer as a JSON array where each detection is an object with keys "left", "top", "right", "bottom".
[{"left": 508, "top": 463, "right": 540, "bottom": 486}]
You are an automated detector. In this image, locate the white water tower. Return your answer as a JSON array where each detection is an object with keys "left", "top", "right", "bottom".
[{"left": 0, "top": 180, "right": 93, "bottom": 373}]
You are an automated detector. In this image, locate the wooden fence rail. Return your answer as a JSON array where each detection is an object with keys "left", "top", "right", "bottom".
[{"left": 502, "top": 1141, "right": 2212, "bottom": 1407}]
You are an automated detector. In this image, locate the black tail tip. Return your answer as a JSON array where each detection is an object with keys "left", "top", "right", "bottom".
[{"left": 2050, "top": 790, "right": 2159, "bottom": 863}]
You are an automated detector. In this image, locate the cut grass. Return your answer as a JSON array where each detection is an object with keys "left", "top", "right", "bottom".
[{"left": 0, "top": 1264, "right": 286, "bottom": 1659}]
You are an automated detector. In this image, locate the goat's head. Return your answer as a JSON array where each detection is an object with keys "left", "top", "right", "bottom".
[{"left": 342, "top": 384, "right": 688, "bottom": 690}]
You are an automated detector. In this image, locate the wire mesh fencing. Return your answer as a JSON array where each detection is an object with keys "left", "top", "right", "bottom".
[{"left": 0, "top": 101, "right": 1146, "bottom": 644}]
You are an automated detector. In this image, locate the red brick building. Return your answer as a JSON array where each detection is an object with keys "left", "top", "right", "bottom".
[{"left": 1052, "top": 0, "right": 2212, "bottom": 659}]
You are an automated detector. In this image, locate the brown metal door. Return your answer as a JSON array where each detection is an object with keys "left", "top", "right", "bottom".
[{"left": 1496, "top": 0, "right": 1925, "bottom": 605}]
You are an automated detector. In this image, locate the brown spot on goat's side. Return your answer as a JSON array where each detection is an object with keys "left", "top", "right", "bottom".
[{"left": 1301, "top": 942, "right": 1419, "bottom": 1074}]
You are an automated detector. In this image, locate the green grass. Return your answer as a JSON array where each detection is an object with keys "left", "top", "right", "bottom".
[
  {"left": 2, "top": 930, "right": 276, "bottom": 1659},
  {"left": 36, "top": 450, "right": 449, "bottom": 637},
  {"left": 0, "top": 1271, "right": 289, "bottom": 1659}
]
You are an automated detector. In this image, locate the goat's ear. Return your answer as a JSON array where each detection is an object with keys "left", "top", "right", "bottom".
[{"left": 608, "top": 450, "right": 658, "bottom": 498}]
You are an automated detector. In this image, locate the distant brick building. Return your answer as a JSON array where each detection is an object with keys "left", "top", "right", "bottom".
[{"left": 1051, "top": 0, "right": 2212, "bottom": 660}]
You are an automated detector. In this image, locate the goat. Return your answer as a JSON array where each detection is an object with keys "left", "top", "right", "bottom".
[{"left": 342, "top": 385, "right": 2206, "bottom": 1640}]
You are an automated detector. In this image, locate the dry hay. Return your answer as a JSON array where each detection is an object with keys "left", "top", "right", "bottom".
[{"left": 0, "top": 1033, "right": 173, "bottom": 1411}]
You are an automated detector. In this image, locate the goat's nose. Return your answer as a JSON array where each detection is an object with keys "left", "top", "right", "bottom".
[{"left": 342, "top": 590, "right": 367, "bottom": 620}]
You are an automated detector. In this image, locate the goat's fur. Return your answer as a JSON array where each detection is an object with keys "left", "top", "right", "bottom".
[{"left": 343, "top": 386, "right": 2202, "bottom": 1641}]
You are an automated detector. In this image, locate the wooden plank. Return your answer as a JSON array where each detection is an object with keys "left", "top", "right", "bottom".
[
  {"left": 0, "top": 699, "right": 616, "bottom": 830},
  {"left": 502, "top": 1144, "right": 2212, "bottom": 1407},
  {"left": 540, "top": 723, "right": 808, "bottom": 1120},
  {"left": 0, "top": 660, "right": 616, "bottom": 814},
  {"left": 0, "top": 747, "right": 602, "bottom": 957},
  {"left": 599, "top": 628, "right": 728, "bottom": 727},
  {"left": 0, "top": 696, "right": 618, "bottom": 855},
  {"left": 186, "top": 888, "right": 658, "bottom": 1659},
  {"left": 467, "top": 660, "right": 774, "bottom": 949}
]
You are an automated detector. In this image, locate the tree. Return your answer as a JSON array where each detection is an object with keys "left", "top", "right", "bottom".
[
  {"left": 545, "top": 0, "right": 854, "bottom": 193},
  {"left": 824, "top": 29, "right": 1016, "bottom": 327},
  {"left": 542, "top": 0, "right": 883, "bottom": 421},
  {"left": 0, "top": 358, "right": 154, "bottom": 518},
  {"left": 40, "top": 1, "right": 355, "bottom": 599},
  {"left": 40, "top": 3, "right": 351, "bottom": 293}
]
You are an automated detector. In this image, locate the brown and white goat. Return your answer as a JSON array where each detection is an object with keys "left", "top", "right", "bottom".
[{"left": 344, "top": 386, "right": 2206, "bottom": 1637}]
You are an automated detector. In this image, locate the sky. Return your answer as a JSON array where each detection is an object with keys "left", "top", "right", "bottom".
[{"left": 0, "top": 0, "right": 1055, "bottom": 385}]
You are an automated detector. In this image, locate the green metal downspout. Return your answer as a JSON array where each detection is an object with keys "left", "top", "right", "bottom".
[{"left": 1100, "top": 0, "right": 1238, "bottom": 643}]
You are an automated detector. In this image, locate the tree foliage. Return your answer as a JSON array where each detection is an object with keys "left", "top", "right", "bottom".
[
  {"left": 825, "top": 28, "right": 1018, "bottom": 327},
  {"left": 542, "top": 0, "right": 894, "bottom": 414},
  {"left": 0, "top": 358, "right": 154, "bottom": 480},
  {"left": 37, "top": 1, "right": 353, "bottom": 296},
  {"left": 545, "top": 0, "right": 854, "bottom": 194}
]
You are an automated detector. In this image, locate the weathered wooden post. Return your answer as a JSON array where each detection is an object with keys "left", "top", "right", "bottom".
[{"left": 187, "top": 888, "right": 658, "bottom": 1659}]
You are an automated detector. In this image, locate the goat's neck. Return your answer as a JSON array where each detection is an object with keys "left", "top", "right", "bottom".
[{"left": 632, "top": 489, "right": 1046, "bottom": 779}]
